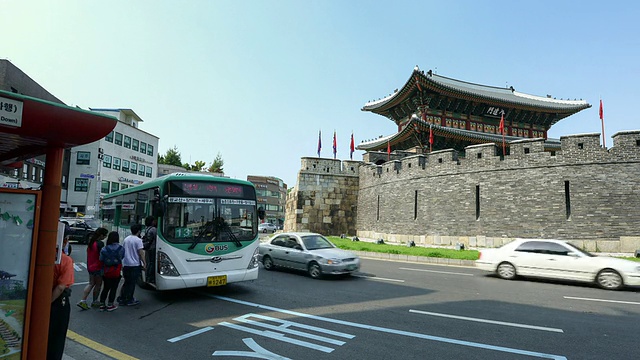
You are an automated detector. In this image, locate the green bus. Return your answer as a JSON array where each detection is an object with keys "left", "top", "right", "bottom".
[{"left": 101, "top": 172, "right": 264, "bottom": 290}]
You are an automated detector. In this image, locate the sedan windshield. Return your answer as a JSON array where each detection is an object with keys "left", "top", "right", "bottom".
[{"left": 301, "top": 235, "right": 335, "bottom": 250}]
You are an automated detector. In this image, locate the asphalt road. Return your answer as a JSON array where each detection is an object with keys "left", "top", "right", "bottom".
[{"left": 64, "top": 245, "right": 640, "bottom": 360}]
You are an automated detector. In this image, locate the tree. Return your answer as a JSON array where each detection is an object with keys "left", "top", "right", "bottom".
[
  {"left": 207, "top": 152, "right": 224, "bottom": 174},
  {"left": 192, "top": 160, "right": 206, "bottom": 172},
  {"left": 160, "top": 146, "right": 182, "bottom": 167}
]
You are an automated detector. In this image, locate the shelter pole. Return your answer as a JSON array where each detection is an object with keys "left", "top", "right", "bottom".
[{"left": 28, "top": 146, "right": 64, "bottom": 359}]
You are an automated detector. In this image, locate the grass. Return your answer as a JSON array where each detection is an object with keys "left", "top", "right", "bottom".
[
  {"left": 328, "top": 237, "right": 640, "bottom": 262},
  {"left": 328, "top": 237, "right": 480, "bottom": 261}
]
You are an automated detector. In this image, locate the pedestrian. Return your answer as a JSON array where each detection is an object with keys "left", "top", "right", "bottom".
[
  {"left": 143, "top": 216, "right": 157, "bottom": 284},
  {"left": 118, "top": 223, "right": 145, "bottom": 306},
  {"left": 98, "top": 231, "right": 125, "bottom": 311},
  {"left": 77, "top": 227, "right": 109, "bottom": 310},
  {"left": 48, "top": 228, "right": 74, "bottom": 360}
]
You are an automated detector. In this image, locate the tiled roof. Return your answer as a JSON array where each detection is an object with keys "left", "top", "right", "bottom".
[{"left": 363, "top": 67, "right": 590, "bottom": 113}]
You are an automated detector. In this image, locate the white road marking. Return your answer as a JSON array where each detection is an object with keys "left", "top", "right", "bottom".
[
  {"left": 351, "top": 275, "right": 405, "bottom": 283},
  {"left": 219, "top": 322, "right": 336, "bottom": 353},
  {"left": 73, "top": 262, "right": 86, "bottom": 271},
  {"left": 72, "top": 282, "right": 89, "bottom": 286},
  {"left": 409, "top": 309, "right": 564, "bottom": 333},
  {"left": 167, "top": 326, "right": 214, "bottom": 343},
  {"left": 564, "top": 296, "right": 640, "bottom": 306},
  {"left": 399, "top": 267, "right": 474, "bottom": 276},
  {"left": 203, "top": 293, "right": 568, "bottom": 360},
  {"left": 213, "top": 338, "right": 291, "bottom": 359}
]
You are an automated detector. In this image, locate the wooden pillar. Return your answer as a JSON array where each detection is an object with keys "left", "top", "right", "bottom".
[{"left": 27, "top": 146, "right": 64, "bottom": 359}]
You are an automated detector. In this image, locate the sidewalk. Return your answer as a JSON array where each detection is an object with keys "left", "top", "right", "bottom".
[{"left": 63, "top": 338, "right": 114, "bottom": 360}]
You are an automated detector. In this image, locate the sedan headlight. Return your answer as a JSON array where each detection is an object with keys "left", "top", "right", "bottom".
[{"left": 326, "top": 258, "right": 342, "bottom": 265}]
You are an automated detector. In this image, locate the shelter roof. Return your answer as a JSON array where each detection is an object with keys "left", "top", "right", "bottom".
[{"left": 0, "top": 90, "right": 118, "bottom": 165}]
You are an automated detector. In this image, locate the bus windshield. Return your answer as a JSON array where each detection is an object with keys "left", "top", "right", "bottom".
[{"left": 163, "top": 197, "right": 257, "bottom": 244}]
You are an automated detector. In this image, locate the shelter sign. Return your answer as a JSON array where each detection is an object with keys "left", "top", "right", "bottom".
[
  {"left": 0, "top": 97, "right": 23, "bottom": 128},
  {"left": 0, "top": 190, "right": 39, "bottom": 359}
]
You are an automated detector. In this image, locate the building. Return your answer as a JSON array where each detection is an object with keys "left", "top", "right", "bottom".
[
  {"left": 65, "top": 108, "right": 159, "bottom": 216},
  {"left": 285, "top": 66, "right": 640, "bottom": 252},
  {"left": 358, "top": 66, "right": 590, "bottom": 157},
  {"left": 247, "top": 175, "right": 287, "bottom": 228}
]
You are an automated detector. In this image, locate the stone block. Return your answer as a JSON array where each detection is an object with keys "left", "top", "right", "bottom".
[
  {"left": 477, "top": 235, "right": 486, "bottom": 247},
  {"left": 620, "top": 237, "right": 640, "bottom": 253},
  {"left": 596, "top": 240, "right": 620, "bottom": 253},
  {"left": 469, "top": 237, "right": 477, "bottom": 247}
]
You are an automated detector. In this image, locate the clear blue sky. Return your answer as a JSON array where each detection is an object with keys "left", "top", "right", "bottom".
[{"left": 4, "top": 1, "right": 638, "bottom": 188}]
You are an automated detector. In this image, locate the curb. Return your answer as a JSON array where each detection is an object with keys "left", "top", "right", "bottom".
[{"left": 352, "top": 250, "right": 476, "bottom": 267}]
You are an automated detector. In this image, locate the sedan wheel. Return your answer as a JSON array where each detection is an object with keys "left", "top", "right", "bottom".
[
  {"left": 497, "top": 262, "right": 517, "bottom": 280},
  {"left": 596, "top": 269, "right": 623, "bottom": 290},
  {"left": 308, "top": 262, "right": 322, "bottom": 279},
  {"left": 262, "top": 229, "right": 267, "bottom": 233},
  {"left": 262, "top": 256, "right": 275, "bottom": 271}
]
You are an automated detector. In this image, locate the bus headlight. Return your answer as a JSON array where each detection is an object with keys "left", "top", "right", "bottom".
[
  {"left": 158, "top": 251, "right": 180, "bottom": 276},
  {"left": 247, "top": 247, "right": 260, "bottom": 269}
]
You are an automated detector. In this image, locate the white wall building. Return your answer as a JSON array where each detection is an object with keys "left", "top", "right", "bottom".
[{"left": 65, "top": 108, "right": 159, "bottom": 216}]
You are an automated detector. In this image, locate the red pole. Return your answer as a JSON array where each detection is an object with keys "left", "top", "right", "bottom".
[{"left": 28, "top": 146, "right": 64, "bottom": 359}]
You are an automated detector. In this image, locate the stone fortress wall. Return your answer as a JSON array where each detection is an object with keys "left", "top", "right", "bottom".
[{"left": 286, "top": 130, "right": 640, "bottom": 252}]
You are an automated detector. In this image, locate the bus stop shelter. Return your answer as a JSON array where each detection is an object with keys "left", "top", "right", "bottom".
[{"left": 0, "top": 90, "right": 116, "bottom": 359}]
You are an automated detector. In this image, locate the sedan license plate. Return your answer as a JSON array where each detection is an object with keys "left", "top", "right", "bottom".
[
  {"left": 347, "top": 264, "right": 357, "bottom": 271},
  {"left": 207, "top": 275, "right": 227, "bottom": 287}
]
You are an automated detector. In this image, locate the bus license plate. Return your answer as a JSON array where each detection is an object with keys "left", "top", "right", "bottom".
[{"left": 207, "top": 275, "right": 227, "bottom": 287}]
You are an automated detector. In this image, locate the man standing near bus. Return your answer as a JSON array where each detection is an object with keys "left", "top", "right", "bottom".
[{"left": 119, "top": 223, "right": 145, "bottom": 306}]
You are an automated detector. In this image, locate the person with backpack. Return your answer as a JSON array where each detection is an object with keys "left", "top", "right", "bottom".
[
  {"left": 77, "top": 227, "right": 108, "bottom": 310},
  {"left": 98, "top": 231, "right": 125, "bottom": 311}
]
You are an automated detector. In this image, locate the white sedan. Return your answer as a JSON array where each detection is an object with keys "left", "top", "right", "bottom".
[{"left": 476, "top": 238, "right": 640, "bottom": 290}]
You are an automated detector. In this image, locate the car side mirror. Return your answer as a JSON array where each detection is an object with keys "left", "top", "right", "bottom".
[{"left": 294, "top": 245, "right": 302, "bottom": 251}]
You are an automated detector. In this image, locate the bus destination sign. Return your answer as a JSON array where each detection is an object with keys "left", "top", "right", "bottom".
[{"left": 169, "top": 181, "right": 246, "bottom": 198}]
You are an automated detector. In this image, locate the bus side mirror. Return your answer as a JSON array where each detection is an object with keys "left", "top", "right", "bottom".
[{"left": 257, "top": 207, "right": 265, "bottom": 220}]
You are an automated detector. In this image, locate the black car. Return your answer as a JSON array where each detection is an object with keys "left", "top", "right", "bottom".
[{"left": 64, "top": 218, "right": 101, "bottom": 244}]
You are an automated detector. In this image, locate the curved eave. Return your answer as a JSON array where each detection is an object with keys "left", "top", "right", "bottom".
[
  {"left": 0, "top": 90, "right": 118, "bottom": 163},
  {"left": 362, "top": 68, "right": 590, "bottom": 114},
  {"left": 356, "top": 117, "right": 561, "bottom": 151}
]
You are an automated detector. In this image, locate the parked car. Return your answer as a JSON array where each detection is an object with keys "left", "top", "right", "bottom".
[
  {"left": 259, "top": 232, "right": 360, "bottom": 279},
  {"left": 258, "top": 222, "right": 277, "bottom": 233},
  {"left": 61, "top": 218, "right": 101, "bottom": 244},
  {"left": 476, "top": 238, "right": 640, "bottom": 290}
]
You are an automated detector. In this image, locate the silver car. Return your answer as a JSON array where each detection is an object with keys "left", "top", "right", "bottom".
[{"left": 259, "top": 232, "right": 360, "bottom": 279}]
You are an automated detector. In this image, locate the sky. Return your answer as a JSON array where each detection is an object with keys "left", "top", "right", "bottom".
[{"left": 3, "top": 1, "right": 639, "bottom": 189}]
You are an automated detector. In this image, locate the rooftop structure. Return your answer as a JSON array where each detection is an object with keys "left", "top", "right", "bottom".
[{"left": 358, "top": 66, "right": 591, "bottom": 157}]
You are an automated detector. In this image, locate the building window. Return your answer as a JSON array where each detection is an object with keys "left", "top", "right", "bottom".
[
  {"left": 122, "top": 160, "right": 130, "bottom": 172},
  {"left": 22, "top": 164, "right": 28, "bottom": 179},
  {"left": 565, "top": 180, "right": 571, "bottom": 220},
  {"left": 140, "top": 142, "right": 147, "bottom": 154},
  {"left": 124, "top": 136, "right": 131, "bottom": 149},
  {"left": 139, "top": 164, "right": 145, "bottom": 176},
  {"left": 147, "top": 144, "right": 154, "bottom": 156},
  {"left": 132, "top": 139, "right": 139, "bottom": 151},
  {"left": 101, "top": 181, "right": 110, "bottom": 194},
  {"left": 113, "top": 157, "right": 121, "bottom": 170},
  {"left": 105, "top": 131, "right": 114, "bottom": 143},
  {"left": 146, "top": 166, "right": 152, "bottom": 178},
  {"left": 31, "top": 167, "right": 37, "bottom": 181},
  {"left": 38, "top": 169, "right": 44, "bottom": 182},
  {"left": 121, "top": 184, "right": 129, "bottom": 190},
  {"left": 130, "top": 162, "right": 137, "bottom": 174},
  {"left": 115, "top": 132, "right": 123, "bottom": 146},
  {"left": 74, "top": 178, "right": 89, "bottom": 192},
  {"left": 103, "top": 155, "right": 112, "bottom": 168},
  {"left": 77, "top": 151, "right": 91, "bottom": 165},
  {"left": 111, "top": 182, "right": 120, "bottom": 193}
]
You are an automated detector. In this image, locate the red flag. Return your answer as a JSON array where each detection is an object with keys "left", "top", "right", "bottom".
[
  {"left": 317, "top": 130, "right": 322, "bottom": 157},
  {"left": 350, "top": 132, "right": 355, "bottom": 160},
  {"left": 599, "top": 99, "right": 604, "bottom": 120},
  {"left": 600, "top": 99, "right": 606, "bottom": 148},
  {"left": 333, "top": 131, "right": 337, "bottom": 159},
  {"left": 429, "top": 124, "right": 434, "bottom": 152},
  {"left": 499, "top": 114, "right": 506, "bottom": 155},
  {"left": 387, "top": 140, "right": 391, "bottom": 160}
]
